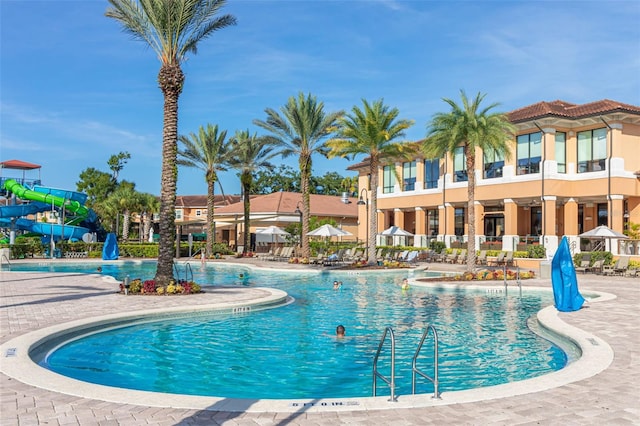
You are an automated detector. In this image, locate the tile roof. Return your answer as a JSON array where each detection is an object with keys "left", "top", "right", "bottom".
[
  {"left": 508, "top": 99, "right": 640, "bottom": 123},
  {"left": 175, "top": 194, "right": 240, "bottom": 208},
  {"left": 213, "top": 191, "right": 358, "bottom": 218}
]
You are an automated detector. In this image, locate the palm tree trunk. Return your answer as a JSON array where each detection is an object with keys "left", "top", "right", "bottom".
[
  {"left": 300, "top": 154, "right": 311, "bottom": 258},
  {"left": 466, "top": 145, "right": 477, "bottom": 271},
  {"left": 155, "top": 63, "right": 184, "bottom": 287},
  {"left": 206, "top": 177, "right": 216, "bottom": 258},
  {"left": 242, "top": 173, "right": 251, "bottom": 254},
  {"left": 122, "top": 211, "right": 130, "bottom": 242},
  {"left": 368, "top": 156, "right": 379, "bottom": 265}
]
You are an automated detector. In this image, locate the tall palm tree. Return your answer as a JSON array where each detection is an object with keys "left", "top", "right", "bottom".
[
  {"left": 327, "top": 99, "right": 414, "bottom": 265},
  {"left": 139, "top": 192, "right": 160, "bottom": 243},
  {"left": 254, "top": 92, "right": 343, "bottom": 258},
  {"left": 227, "top": 130, "right": 278, "bottom": 254},
  {"left": 178, "top": 124, "right": 231, "bottom": 258},
  {"left": 105, "top": 0, "right": 236, "bottom": 286},
  {"left": 109, "top": 184, "right": 142, "bottom": 242},
  {"left": 424, "top": 90, "right": 516, "bottom": 271}
]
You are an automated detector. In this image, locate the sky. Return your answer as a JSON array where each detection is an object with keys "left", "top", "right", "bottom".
[{"left": 1, "top": 0, "right": 639, "bottom": 197}]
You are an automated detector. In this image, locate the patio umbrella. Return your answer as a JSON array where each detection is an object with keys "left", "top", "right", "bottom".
[
  {"left": 256, "top": 225, "right": 290, "bottom": 245},
  {"left": 578, "top": 225, "right": 628, "bottom": 239},
  {"left": 380, "top": 226, "right": 413, "bottom": 247},
  {"left": 380, "top": 226, "right": 413, "bottom": 236},
  {"left": 579, "top": 225, "right": 628, "bottom": 252},
  {"left": 306, "top": 224, "right": 352, "bottom": 237}
]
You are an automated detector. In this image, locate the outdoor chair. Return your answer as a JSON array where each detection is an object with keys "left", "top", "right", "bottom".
[
  {"left": 491, "top": 252, "right": 506, "bottom": 266},
  {"left": 444, "top": 252, "right": 458, "bottom": 264},
  {"left": 603, "top": 257, "right": 630, "bottom": 276},
  {"left": 476, "top": 250, "right": 487, "bottom": 266},
  {"left": 504, "top": 251, "right": 515, "bottom": 266},
  {"left": 457, "top": 249, "right": 467, "bottom": 264},
  {"left": 588, "top": 259, "right": 604, "bottom": 274},
  {"left": 574, "top": 254, "right": 591, "bottom": 274}
]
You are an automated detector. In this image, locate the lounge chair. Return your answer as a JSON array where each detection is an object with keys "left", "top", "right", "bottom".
[
  {"left": 603, "top": 257, "right": 630, "bottom": 276},
  {"left": 504, "top": 251, "right": 515, "bottom": 266},
  {"left": 491, "top": 252, "right": 505, "bottom": 266},
  {"left": 444, "top": 252, "right": 458, "bottom": 264},
  {"left": 403, "top": 250, "right": 418, "bottom": 264},
  {"left": 476, "top": 250, "right": 487, "bottom": 266},
  {"left": 574, "top": 254, "right": 591, "bottom": 274},
  {"left": 457, "top": 249, "right": 467, "bottom": 265},
  {"left": 588, "top": 259, "right": 604, "bottom": 274}
]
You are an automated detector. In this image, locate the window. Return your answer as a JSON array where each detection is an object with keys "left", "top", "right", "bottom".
[
  {"left": 454, "top": 207, "right": 465, "bottom": 236},
  {"left": 577, "top": 128, "right": 607, "bottom": 173},
  {"left": 427, "top": 209, "right": 439, "bottom": 236},
  {"left": 597, "top": 203, "right": 608, "bottom": 226},
  {"left": 483, "top": 147, "right": 504, "bottom": 179},
  {"left": 453, "top": 146, "right": 467, "bottom": 182},
  {"left": 555, "top": 132, "right": 566, "bottom": 173},
  {"left": 383, "top": 165, "right": 395, "bottom": 193},
  {"left": 424, "top": 158, "right": 439, "bottom": 189},
  {"left": 402, "top": 161, "right": 416, "bottom": 191},
  {"left": 175, "top": 209, "right": 183, "bottom": 220},
  {"left": 517, "top": 132, "right": 542, "bottom": 175},
  {"left": 531, "top": 207, "right": 542, "bottom": 236},
  {"left": 195, "top": 209, "right": 202, "bottom": 217}
]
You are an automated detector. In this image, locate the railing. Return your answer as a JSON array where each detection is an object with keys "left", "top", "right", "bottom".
[
  {"left": 372, "top": 327, "right": 396, "bottom": 401},
  {"left": 411, "top": 325, "right": 440, "bottom": 399}
]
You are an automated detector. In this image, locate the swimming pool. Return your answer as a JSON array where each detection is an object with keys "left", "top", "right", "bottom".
[{"left": 10, "top": 261, "right": 568, "bottom": 399}]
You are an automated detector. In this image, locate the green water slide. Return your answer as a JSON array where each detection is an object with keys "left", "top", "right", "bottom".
[{"left": 3, "top": 179, "right": 90, "bottom": 220}]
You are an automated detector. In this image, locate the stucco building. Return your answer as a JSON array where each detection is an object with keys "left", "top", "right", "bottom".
[{"left": 348, "top": 99, "right": 640, "bottom": 257}]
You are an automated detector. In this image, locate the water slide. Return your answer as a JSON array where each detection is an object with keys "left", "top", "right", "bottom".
[{"left": 1, "top": 179, "right": 95, "bottom": 242}]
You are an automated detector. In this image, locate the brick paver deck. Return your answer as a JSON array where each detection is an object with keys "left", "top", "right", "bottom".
[{"left": 0, "top": 259, "right": 638, "bottom": 425}]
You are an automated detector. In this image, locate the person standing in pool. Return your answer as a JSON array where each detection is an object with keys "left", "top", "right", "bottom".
[{"left": 336, "top": 324, "right": 345, "bottom": 337}]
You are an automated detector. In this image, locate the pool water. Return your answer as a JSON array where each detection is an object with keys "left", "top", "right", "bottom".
[{"left": 13, "top": 261, "right": 567, "bottom": 399}]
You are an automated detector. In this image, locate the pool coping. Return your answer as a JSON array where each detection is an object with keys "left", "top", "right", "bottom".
[{"left": 0, "top": 276, "right": 615, "bottom": 414}]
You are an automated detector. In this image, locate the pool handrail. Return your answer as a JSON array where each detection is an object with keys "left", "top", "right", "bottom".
[
  {"left": 411, "top": 325, "right": 441, "bottom": 399},
  {"left": 372, "top": 326, "right": 396, "bottom": 402}
]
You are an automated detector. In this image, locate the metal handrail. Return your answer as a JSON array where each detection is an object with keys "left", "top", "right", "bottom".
[
  {"left": 411, "top": 325, "right": 441, "bottom": 399},
  {"left": 0, "top": 254, "right": 11, "bottom": 266},
  {"left": 372, "top": 327, "right": 396, "bottom": 402},
  {"left": 184, "top": 262, "right": 193, "bottom": 283}
]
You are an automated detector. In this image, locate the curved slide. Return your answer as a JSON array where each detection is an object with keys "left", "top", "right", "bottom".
[{"left": 1, "top": 179, "right": 95, "bottom": 242}]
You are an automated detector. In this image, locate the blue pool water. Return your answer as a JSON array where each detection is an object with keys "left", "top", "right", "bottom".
[{"left": 11, "top": 261, "right": 566, "bottom": 399}]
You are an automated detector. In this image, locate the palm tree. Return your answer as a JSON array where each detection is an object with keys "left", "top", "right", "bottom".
[
  {"left": 327, "top": 99, "right": 414, "bottom": 265},
  {"left": 227, "top": 130, "right": 278, "bottom": 254},
  {"left": 424, "top": 90, "right": 516, "bottom": 271},
  {"left": 178, "top": 124, "right": 231, "bottom": 258},
  {"left": 109, "top": 184, "right": 142, "bottom": 242},
  {"left": 105, "top": 0, "right": 236, "bottom": 286},
  {"left": 139, "top": 192, "right": 160, "bottom": 243},
  {"left": 254, "top": 92, "right": 343, "bottom": 258}
]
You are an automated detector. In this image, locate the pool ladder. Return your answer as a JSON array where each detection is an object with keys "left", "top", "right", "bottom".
[
  {"left": 372, "top": 325, "right": 441, "bottom": 401},
  {"left": 173, "top": 261, "right": 194, "bottom": 283}
]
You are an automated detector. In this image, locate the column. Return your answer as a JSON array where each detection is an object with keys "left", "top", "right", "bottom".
[
  {"left": 441, "top": 203, "right": 455, "bottom": 247},
  {"left": 564, "top": 198, "right": 579, "bottom": 251},
  {"left": 542, "top": 195, "right": 558, "bottom": 258},
  {"left": 474, "top": 201, "right": 485, "bottom": 248},
  {"left": 414, "top": 207, "right": 426, "bottom": 247},
  {"left": 610, "top": 195, "right": 624, "bottom": 255},
  {"left": 502, "top": 199, "right": 518, "bottom": 251},
  {"left": 393, "top": 208, "right": 405, "bottom": 246}
]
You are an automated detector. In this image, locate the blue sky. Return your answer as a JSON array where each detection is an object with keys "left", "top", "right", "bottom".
[{"left": 2, "top": 0, "right": 639, "bottom": 197}]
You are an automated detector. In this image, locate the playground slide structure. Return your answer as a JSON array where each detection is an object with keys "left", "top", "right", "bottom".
[{"left": 1, "top": 179, "right": 95, "bottom": 242}]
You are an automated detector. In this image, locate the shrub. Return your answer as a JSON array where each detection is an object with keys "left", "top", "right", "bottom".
[
  {"left": 142, "top": 280, "right": 156, "bottom": 294},
  {"left": 429, "top": 241, "right": 446, "bottom": 254}
]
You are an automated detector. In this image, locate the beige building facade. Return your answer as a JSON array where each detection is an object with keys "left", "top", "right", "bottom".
[{"left": 349, "top": 99, "right": 640, "bottom": 257}]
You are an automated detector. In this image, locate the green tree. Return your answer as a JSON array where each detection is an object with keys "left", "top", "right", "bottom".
[
  {"left": 227, "top": 130, "right": 278, "bottom": 253},
  {"left": 327, "top": 98, "right": 414, "bottom": 265},
  {"left": 107, "top": 151, "right": 131, "bottom": 182},
  {"left": 251, "top": 164, "right": 299, "bottom": 194},
  {"left": 107, "top": 184, "right": 143, "bottom": 241},
  {"left": 254, "top": 92, "right": 343, "bottom": 258},
  {"left": 106, "top": 0, "right": 236, "bottom": 286},
  {"left": 139, "top": 192, "right": 160, "bottom": 242},
  {"left": 424, "top": 90, "right": 516, "bottom": 271},
  {"left": 178, "top": 124, "right": 231, "bottom": 257},
  {"left": 76, "top": 168, "right": 117, "bottom": 209}
]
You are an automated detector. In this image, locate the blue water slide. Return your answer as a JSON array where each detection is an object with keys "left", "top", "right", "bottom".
[
  {"left": 32, "top": 185, "right": 88, "bottom": 205},
  {"left": 0, "top": 202, "right": 50, "bottom": 219},
  {"left": 14, "top": 218, "right": 89, "bottom": 241}
]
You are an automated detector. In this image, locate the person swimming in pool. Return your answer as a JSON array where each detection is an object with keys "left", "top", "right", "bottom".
[
  {"left": 336, "top": 324, "right": 345, "bottom": 338},
  {"left": 401, "top": 278, "right": 410, "bottom": 290},
  {"left": 333, "top": 281, "right": 342, "bottom": 290}
]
